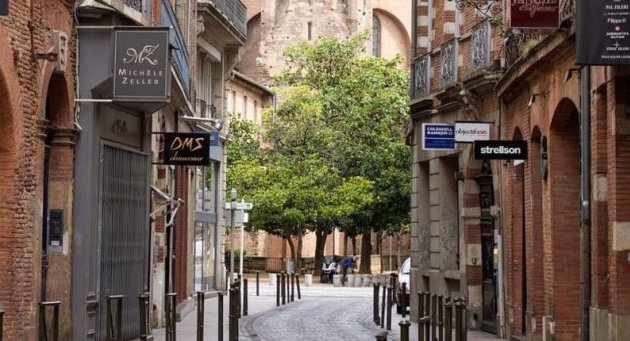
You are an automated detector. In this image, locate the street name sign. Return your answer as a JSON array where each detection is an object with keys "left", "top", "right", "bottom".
[
  {"left": 422, "top": 123, "right": 455, "bottom": 150},
  {"left": 474, "top": 140, "right": 528, "bottom": 160}
]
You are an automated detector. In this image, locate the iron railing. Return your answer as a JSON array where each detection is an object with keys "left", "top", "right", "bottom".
[
  {"left": 123, "top": 0, "right": 142, "bottom": 12},
  {"left": 440, "top": 39, "right": 458, "bottom": 89},
  {"left": 413, "top": 54, "right": 430, "bottom": 99},
  {"left": 201, "top": 0, "right": 247, "bottom": 39},
  {"left": 560, "top": 0, "right": 575, "bottom": 22},
  {"left": 471, "top": 20, "right": 491, "bottom": 70}
]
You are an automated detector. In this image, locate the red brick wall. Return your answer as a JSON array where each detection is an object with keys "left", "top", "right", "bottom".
[
  {"left": 549, "top": 107, "right": 580, "bottom": 340},
  {"left": 0, "top": 0, "right": 77, "bottom": 339}
]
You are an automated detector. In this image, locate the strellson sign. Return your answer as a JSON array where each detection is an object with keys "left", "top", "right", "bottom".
[
  {"left": 577, "top": 0, "right": 630, "bottom": 65},
  {"left": 474, "top": 140, "right": 528, "bottom": 160},
  {"left": 113, "top": 27, "right": 170, "bottom": 101},
  {"left": 508, "top": 0, "right": 559, "bottom": 29},
  {"left": 163, "top": 133, "right": 212, "bottom": 166}
]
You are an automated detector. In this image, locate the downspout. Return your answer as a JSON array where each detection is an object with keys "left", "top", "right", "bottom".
[{"left": 579, "top": 66, "right": 591, "bottom": 341}]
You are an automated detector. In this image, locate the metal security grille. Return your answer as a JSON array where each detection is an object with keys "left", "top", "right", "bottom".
[{"left": 100, "top": 145, "right": 149, "bottom": 340}]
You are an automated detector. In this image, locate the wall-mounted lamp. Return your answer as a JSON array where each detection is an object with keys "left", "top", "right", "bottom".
[
  {"left": 528, "top": 92, "right": 548, "bottom": 108},
  {"left": 563, "top": 67, "right": 581, "bottom": 83}
]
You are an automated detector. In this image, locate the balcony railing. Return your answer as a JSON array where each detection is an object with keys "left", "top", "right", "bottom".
[
  {"left": 440, "top": 39, "right": 458, "bottom": 89},
  {"left": 560, "top": 0, "right": 575, "bottom": 22},
  {"left": 123, "top": 0, "right": 142, "bottom": 12},
  {"left": 412, "top": 54, "right": 430, "bottom": 99},
  {"left": 471, "top": 20, "right": 491, "bottom": 70},
  {"left": 202, "top": 0, "right": 247, "bottom": 39}
]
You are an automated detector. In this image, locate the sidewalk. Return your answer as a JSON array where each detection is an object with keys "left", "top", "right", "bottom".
[{"left": 152, "top": 275, "right": 504, "bottom": 340}]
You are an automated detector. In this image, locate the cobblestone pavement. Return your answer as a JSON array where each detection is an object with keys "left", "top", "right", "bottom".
[{"left": 154, "top": 276, "right": 504, "bottom": 341}]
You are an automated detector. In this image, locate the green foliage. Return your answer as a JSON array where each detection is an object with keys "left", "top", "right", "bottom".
[{"left": 227, "top": 32, "right": 410, "bottom": 253}]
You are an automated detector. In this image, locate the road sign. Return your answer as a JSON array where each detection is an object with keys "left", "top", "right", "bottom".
[
  {"left": 422, "top": 123, "right": 455, "bottom": 150},
  {"left": 225, "top": 202, "right": 253, "bottom": 210}
]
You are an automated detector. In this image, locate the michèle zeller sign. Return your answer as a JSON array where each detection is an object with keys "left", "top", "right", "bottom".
[
  {"left": 163, "top": 133, "right": 212, "bottom": 166},
  {"left": 474, "top": 140, "right": 528, "bottom": 160},
  {"left": 509, "top": 0, "right": 559, "bottom": 29},
  {"left": 113, "top": 27, "right": 170, "bottom": 101},
  {"left": 577, "top": 0, "right": 630, "bottom": 65}
]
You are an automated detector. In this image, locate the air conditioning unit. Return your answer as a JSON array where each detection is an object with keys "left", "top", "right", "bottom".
[{"left": 53, "top": 30, "right": 68, "bottom": 74}]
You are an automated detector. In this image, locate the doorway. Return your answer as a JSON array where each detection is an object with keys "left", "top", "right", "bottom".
[{"left": 476, "top": 161, "right": 497, "bottom": 333}]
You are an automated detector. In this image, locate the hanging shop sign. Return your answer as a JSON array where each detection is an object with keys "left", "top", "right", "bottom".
[
  {"left": 163, "top": 133, "right": 211, "bottom": 166},
  {"left": 113, "top": 27, "right": 170, "bottom": 101},
  {"left": 508, "top": 0, "right": 559, "bottom": 29},
  {"left": 577, "top": 0, "right": 630, "bottom": 65},
  {"left": 474, "top": 140, "right": 528, "bottom": 160},
  {"left": 0, "top": 0, "right": 9, "bottom": 16},
  {"left": 454, "top": 121, "right": 491, "bottom": 143},
  {"left": 422, "top": 123, "right": 455, "bottom": 150}
]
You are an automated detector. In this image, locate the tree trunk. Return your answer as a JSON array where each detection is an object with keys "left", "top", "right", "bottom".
[
  {"left": 297, "top": 236, "right": 303, "bottom": 274},
  {"left": 351, "top": 236, "right": 357, "bottom": 256},
  {"left": 377, "top": 232, "right": 384, "bottom": 273},
  {"left": 359, "top": 232, "right": 372, "bottom": 274},
  {"left": 314, "top": 229, "right": 327, "bottom": 267},
  {"left": 286, "top": 237, "right": 296, "bottom": 273},
  {"left": 344, "top": 234, "right": 349, "bottom": 256}
]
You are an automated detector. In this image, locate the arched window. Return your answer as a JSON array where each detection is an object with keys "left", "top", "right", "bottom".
[{"left": 372, "top": 15, "right": 381, "bottom": 57}]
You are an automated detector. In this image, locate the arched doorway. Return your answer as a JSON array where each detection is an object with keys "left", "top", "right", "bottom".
[
  {"left": 509, "top": 128, "right": 527, "bottom": 336},
  {"left": 548, "top": 98, "right": 581, "bottom": 340},
  {"left": 474, "top": 159, "right": 497, "bottom": 333}
]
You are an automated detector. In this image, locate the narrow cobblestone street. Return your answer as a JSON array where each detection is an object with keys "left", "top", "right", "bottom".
[{"left": 154, "top": 277, "right": 503, "bottom": 341}]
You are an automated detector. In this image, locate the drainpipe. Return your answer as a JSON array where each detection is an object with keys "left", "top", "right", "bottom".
[{"left": 579, "top": 66, "right": 592, "bottom": 341}]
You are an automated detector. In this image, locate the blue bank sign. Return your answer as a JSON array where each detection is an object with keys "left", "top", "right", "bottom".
[{"left": 422, "top": 123, "right": 455, "bottom": 150}]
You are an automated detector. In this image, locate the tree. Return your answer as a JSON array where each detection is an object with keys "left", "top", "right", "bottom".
[{"left": 275, "top": 33, "right": 411, "bottom": 273}]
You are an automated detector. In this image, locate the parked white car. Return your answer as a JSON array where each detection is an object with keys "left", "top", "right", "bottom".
[{"left": 396, "top": 257, "right": 410, "bottom": 314}]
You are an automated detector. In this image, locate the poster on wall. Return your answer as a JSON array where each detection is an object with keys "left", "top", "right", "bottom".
[
  {"left": 113, "top": 27, "right": 171, "bottom": 101},
  {"left": 577, "top": 0, "right": 630, "bottom": 65},
  {"left": 508, "top": 0, "right": 559, "bottom": 29}
]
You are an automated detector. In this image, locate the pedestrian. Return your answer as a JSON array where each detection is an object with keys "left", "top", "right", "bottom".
[{"left": 341, "top": 255, "right": 358, "bottom": 286}]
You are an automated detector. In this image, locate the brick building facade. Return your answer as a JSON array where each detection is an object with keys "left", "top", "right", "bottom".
[
  {"left": 0, "top": 1, "right": 77, "bottom": 339},
  {"left": 409, "top": 0, "right": 630, "bottom": 340}
]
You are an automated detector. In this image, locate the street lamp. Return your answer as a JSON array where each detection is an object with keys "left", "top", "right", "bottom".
[{"left": 230, "top": 188, "right": 237, "bottom": 287}]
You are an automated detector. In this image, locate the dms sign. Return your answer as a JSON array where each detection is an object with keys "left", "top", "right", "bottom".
[
  {"left": 474, "top": 140, "right": 528, "bottom": 160},
  {"left": 163, "top": 133, "right": 211, "bottom": 166},
  {"left": 113, "top": 27, "right": 170, "bottom": 101}
]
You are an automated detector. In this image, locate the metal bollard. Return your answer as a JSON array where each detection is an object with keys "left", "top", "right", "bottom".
[
  {"left": 256, "top": 271, "right": 260, "bottom": 296},
  {"left": 0, "top": 308, "right": 4, "bottom": 341},
  {"left": 386, "top": 285, "right": 392, "bottom": 331},
  {"left": 243, "top": 279, "right": 248, "bottom": 316},
  {"left": 281, "top": 272, "right": 286, "bottom": 305},
  {"left": 375, "top": 330, "right": 388, "bottom": 341},
  {"left": 455, "top": 299, "right": 463, "bottom": 341},
  {"left": 431, "top": 294, "right": 437, "bottom": 340},
  {"left": 296, "top": 274, "right": 301, "bottom": 300},
  {"left": 229, "top": 288, "right": 237, "bottom": 341},
  {"left": 286, "top": 272, "right": 290, "bottom": 303},
  {"left": 197, "top": 292, "right": 205, "bottom": 341},
  {"left": 399, "top": 319, "right": 411, "bottom": 341},
  {"left": 373, "top": 284, "right": 380, "bottom": 325},
  {"left": 276, "top": 273, "right": 280, "bottom": 307},
  {"left": 290, "top": 274, "right": 295, "bottom": 302},
  {"left": 417, "top": 292, "right": 425, "bottom": 341},
  {"left": 380, "top": 281, "right": 386, "bottom": 328},
  {"left": 218, "top": 292, "right": 224, "bottom": 341},
  {"left": 424, "top": 292, "right": 430, "bottom": 341},
  {"left": 138, "top": 293, "right": 150, "bottom": 341},
  {"left": 462, "top": 298, "right": 468, "bottom": 341},
  {"left": 438, "top": 295, "right": 444, "bottom": 341},
  {"left": 445, "top": 297, "right": 452, "bottom": 341},
  {"left": 166, "top": 293, "right": 177, "bottom": 341},
  {"left": 38, "top": 301, "right": 60, "bottom": 341},
  {"left": 106, "top": 295, "right": 123, "bottom": 341}
]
